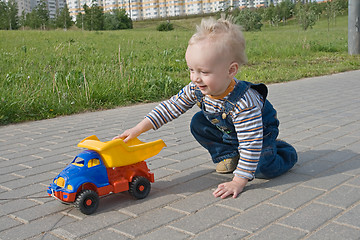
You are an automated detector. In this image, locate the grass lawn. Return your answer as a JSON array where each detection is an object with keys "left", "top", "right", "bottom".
[{"left": 0, "top": 14, "right": 359, "bottom": 125}]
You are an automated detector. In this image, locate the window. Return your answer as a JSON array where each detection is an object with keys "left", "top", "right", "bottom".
[
  {"left": 88, "top": 158, "right": 100, "bottom": 168},
  {"left": 72, "top": 156, "right": 85, "bottom": 167}
]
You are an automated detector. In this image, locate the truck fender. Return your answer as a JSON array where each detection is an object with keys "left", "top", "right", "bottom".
[{"left": 75, "top": 182, "right": 98, "bottom": 195}]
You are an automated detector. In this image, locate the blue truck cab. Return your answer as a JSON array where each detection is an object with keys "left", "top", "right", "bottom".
[{"left": 47, "top": 150, "right": 109, "bottom": 203}]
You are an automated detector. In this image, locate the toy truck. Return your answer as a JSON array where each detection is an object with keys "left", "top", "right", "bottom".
[{"left": 47, "top": 135, "right": 166, "bottom": 215}]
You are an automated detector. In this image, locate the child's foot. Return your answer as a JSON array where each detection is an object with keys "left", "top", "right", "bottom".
[{"left": 216, "top": 156, "right": 239, "bottom": 173}]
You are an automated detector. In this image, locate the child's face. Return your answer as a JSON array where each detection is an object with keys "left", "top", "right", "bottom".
[{"left": 185, "top": 39, "right": 235, "bottom": 97}]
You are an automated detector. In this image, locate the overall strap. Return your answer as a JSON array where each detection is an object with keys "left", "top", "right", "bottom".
[
  {"left": 194, "top": 87, "right": 204, "bottom": 107},
  {"left": 223, "top": 78, "right": 250, "bottom": 114}
]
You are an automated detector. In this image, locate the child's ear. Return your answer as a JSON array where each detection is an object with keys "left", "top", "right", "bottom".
[{"left": 228, "top": 62, "right": 239, "bottom": 78}]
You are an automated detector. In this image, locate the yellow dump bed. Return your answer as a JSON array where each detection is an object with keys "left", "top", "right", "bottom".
[{"left": 78, "top": 135, "right": 166, "bottom": 168}]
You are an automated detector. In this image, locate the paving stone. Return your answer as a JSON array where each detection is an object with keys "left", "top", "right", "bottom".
[
  {"left": 345, "top": 175, "right": 360, "bottom": 186},
  {"left": 28, "top": 233, "right": 65, "bottom": 240},
  {"left": 152, "top": 168, "right": 213, "bottom": 191},
  {"left": 170, "top": 205, "right": 237, "bottom": 235},
  {"left": 268, "top": 186, "right": 324, "bottom": 209},
  {"left": 110, "top": 190, "right": 182, "bottom": 216},
  {"left": 0, "top": 182, "right": 46, "bottom": 203},
  {"left": 0, "top": 199, "right": 40, "bottom": 216},
  {"left": 259, "top": 172, "right": 311, "bottom": 192},
  {"left": 0, "top": 215, "right": 22, "bottom": 232},
  {"left": 11, "top": 200, "right": 71, "bottom": 222},
  {"left": 0, "top": 214, "right": 75, "bottom": 240},
  {"left": 316, "top": 185, "right": 360, "bottom": 209},
  {"left": 53, "top": 210, "right": 130, "bottom": 239},
  {"left": 248, "top": 224, "right": 307, "bottom": 240},
  {"left": 225, "top": 204, "right": 290, "bottom": 233},
  {"left": 306, "top": 223, "right": 360, "bottom": 240},
  {"left": 192, "top": 224, "right": 249, "bottom": 240},
  {"left": 0, "top": 173, "right": 22, "bottom": 184},
  {"left": 279, "top": 203, "right": 342, "bottom": 232},
  {"left": 168, "top": 189, "right": 221, "bottom": 214},
  {"left": 152, "top": 167, "right": 179, "bottom": 179},
  {"left": 331, "top": 158, "right": 360, "bottom": 176},
  {"left": 315, "top": 149, "right": 358, "bottom": 163},
  {"left": 335, "top": 203, "right": 360, "bottom": 228},
  {"left": 296, "top": 137, "right": 331, "bottom": 148},
  {"left": 165, "top": 156, "right": 210, "bottom": 172},
  {"left": 13, "top": 162, "right": 65, "bottom": 177},
  {"left": 80, "top": 229, "right": 131, "bottom": 240},
  {"left": 110, "top": 208, "right": 185, "bottom": 238},
  {"left": 136, "top": 226, "right": 191, "bottom": 240},
  {"left": 1, "top": 172, "right": 56, "bottom": 190},
  {"left": 165, "top": 175, "right": 221, "bottom": 197},
  {"left": 294, "top": 159, "right": 338, "bottom": 176},
  {"left": 301, "top": 171, "right": 353, "bottom": 191},
  {"left": 217, "top": 187, "right": 279, "bottom": 211},
  {"left": 147, "top": 157, "right": 179, "bottom": 170}
]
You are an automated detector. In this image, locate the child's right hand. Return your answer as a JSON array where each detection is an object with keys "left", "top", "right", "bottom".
[
  {"left": 113, "top": 128, "right": 141, "bottom": 142},
  {"left": 113, "top": 118, "right": 154, "bottom": 143}
]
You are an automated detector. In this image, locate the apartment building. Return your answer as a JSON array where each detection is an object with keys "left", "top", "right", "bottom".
[
  {"left": 66, "top": 0, "right": 294, "bottom": 21},
  {"left": 46, "top": 0, "right": 67, "bottom": 18},
  {"left": 10, "top": 0, "right": 66, "bottom": 17}
]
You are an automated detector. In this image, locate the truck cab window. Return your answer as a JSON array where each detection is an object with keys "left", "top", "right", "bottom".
[
  {"left": 88, "top": 158, "right": 100, "bottom": 168},
  {"left": 72, "top": 157, "right": 85, "bottom": 167}
]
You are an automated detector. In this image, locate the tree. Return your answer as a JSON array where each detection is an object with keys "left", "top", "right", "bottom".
[
  {"left": 234, "top": 8, "right": 263, "bottom": 31},
  {"left": 104, "top": 9, "right": 132, "bottom": 30},
  {"left": 278, "top": 0, "right": 294, "bottom": 25},
  {"left": 0, "top": 0, "right": 19, "bottom": 30},
  {"left": 36, "top": 0, "right": 50, "bottom": 30},
  {"left": 83, "top": 1, "right": 104, "bottom": 31},
  {"left": 323, "top": 0, "right": 347, "bottom": 30},
  {"left": 0, "top": 1, "right": 8, "bottom": 29},
  {"left": 295, "top": 1, "right": 318, "bottom": 30},
  {"left": 262, "top": 3, "right": 276, "bottom": 26},
  {"left": 19, "top": 10, "right": 26, "bottom": 30},
  {"left": 76, "top": 12, "right": 84, "bottom": 30},
  {"left": 55, "top": 4, "right": 73, "bottom": 30}
]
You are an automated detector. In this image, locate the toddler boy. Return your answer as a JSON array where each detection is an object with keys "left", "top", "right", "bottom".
[{"left": 115, "top": 17, "right": 297, "bottom": 199}]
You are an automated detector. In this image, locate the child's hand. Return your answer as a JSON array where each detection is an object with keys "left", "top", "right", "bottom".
[
  {"left": 113, "top": 127, "right": 141, "bottom": 142},
  {"left": 213, "top": 176, "right": 248, "bottom": 199},
  {"left": 113, "top": 118, "right": 153, "bottom": 142}
]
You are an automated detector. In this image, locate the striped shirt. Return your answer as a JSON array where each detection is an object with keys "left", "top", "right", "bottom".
[{"left": 146, "top": 81, "right": 264, "bottom": 180}]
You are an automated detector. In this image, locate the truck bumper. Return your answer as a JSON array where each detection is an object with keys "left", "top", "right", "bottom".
[{"left": 48, "top": 187, "right": 76, "bottom": 203}]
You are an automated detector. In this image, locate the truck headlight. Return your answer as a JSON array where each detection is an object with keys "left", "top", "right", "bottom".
[{"left": 67, "top": 185, "right": 73, "bottom": 191}]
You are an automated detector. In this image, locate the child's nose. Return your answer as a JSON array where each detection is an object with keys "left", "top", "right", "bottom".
[{"left": 193, "top": 72, "right": 201, "bottom": 82}]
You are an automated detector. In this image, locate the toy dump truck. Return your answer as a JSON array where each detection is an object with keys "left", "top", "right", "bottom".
[{"left": 47, "top": 135, "right": 166, "bottom": 215}]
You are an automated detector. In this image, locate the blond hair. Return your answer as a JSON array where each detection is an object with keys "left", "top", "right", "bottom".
[{"left": 188, "top": 16, "right": 248, "bottom": 66}]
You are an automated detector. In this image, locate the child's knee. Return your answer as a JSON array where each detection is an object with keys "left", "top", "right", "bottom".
[{"left": 190, "top": 111, "right": 207, "bottom": 131}]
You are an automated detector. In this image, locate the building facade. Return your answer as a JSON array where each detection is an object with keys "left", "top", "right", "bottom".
[
  {"left": 11, "top": 0, "right": 66, "bottom": 18},
  {"left": 66, "top": 0, "right": 293, "bottom": 21}
]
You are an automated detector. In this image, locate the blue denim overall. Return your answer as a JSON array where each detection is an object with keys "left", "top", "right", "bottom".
[{"left": 190, "top": 80, "right": 297, "bottom": 179}]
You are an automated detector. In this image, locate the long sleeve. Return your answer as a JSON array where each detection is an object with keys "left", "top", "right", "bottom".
[
  {"left": 146, "top": 83, "right": 197, "bottom": 129},
  {"left": 232, "top": 89, "right": 264, "bottom": 180}
]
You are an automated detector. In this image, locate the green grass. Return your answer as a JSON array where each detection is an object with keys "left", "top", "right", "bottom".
[{"left": 1, "top": 15, "right": 359, "bottom": 125}]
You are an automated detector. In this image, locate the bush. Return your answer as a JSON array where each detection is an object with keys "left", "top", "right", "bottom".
[{"left": 157, "top": 21, "right": 174, "bottom": 31}]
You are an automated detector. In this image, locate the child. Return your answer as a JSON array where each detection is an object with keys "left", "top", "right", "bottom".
[{"left": 114, "top": 16, "right": 297, "bottom": 199}]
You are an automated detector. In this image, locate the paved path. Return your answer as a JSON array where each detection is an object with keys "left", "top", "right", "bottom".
[{"left": 1, "top": 70, "right": 360, "bottom": 240}]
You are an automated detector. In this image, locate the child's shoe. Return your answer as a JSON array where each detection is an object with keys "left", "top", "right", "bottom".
[{"left": 216, "top": 156, "right": 239, "bottom": 173}]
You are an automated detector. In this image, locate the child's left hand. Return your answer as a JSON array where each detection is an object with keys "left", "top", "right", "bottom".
[{"left": 213, "top": 176, "right": 248, "bottom": 199}]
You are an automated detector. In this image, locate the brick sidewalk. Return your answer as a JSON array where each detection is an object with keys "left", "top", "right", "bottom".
[{"left": 1, "top": 70, "right": 360, "bottom": 239}]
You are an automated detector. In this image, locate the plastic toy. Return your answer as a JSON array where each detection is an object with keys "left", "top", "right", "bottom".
[{"left": 47, "top": 135, "right": 166, "bottom": 215}]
